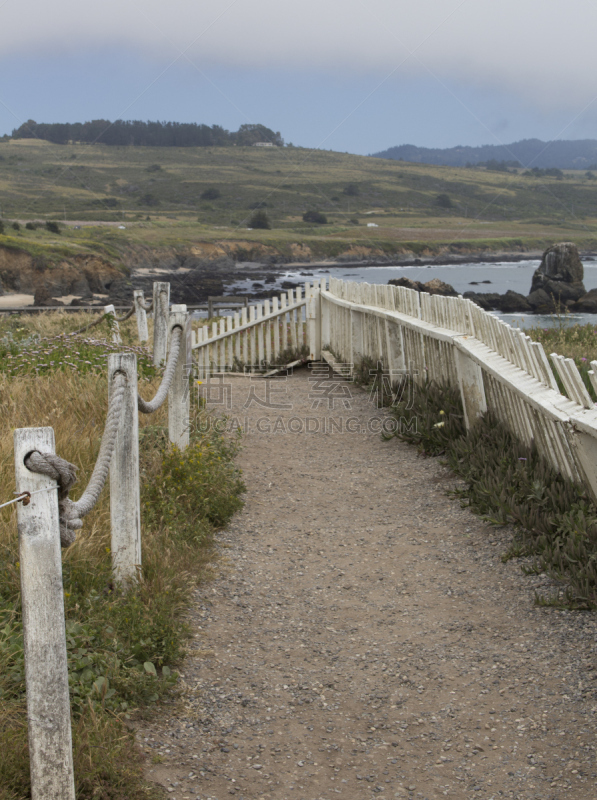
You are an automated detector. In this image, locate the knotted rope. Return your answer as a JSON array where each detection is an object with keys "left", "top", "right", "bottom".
[
  {"left": 25, "top": 372, "right": 127, "bottom": 547},
  {"left": 137, "top": 326, "right": 182, "bottom": 414},
  {"left": 64, "top": 304, "right": 134, "bottom": 337}
]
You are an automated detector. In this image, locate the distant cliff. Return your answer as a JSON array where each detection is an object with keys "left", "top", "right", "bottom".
[{"left": 372, "top": 139, "right": 597, "bottom": 170}]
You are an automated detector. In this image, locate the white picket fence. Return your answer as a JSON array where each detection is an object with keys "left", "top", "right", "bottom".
[
  {"left": 192, "top": 283, "right": 322, "bottom": 373},
  {"left": 322, "top": 276, "right": 597, "bottom": 500}
]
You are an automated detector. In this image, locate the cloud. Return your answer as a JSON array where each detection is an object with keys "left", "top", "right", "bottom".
[{"left": 3, "top": 0, "right": 597, "bottom": 113}]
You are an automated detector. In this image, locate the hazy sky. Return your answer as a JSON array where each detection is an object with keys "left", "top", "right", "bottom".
[{"left": 1, "top": 0, "right": 596, "bottom": 154}]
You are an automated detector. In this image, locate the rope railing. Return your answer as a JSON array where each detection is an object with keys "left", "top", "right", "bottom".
[
  {"left": 137, "top": 326, "right": 182, "bottom": 413},
  {"left": 12, "top": 282, "right": 190, "bottom": 800},
  {"left": 112, "top": 305, "right": 135, "bottom": 323},
  {"left": 24, "top": 372, "right": 127, "bottom": 546}
]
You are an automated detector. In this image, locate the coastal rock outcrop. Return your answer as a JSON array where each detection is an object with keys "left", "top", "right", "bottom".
[
  {"left": 463, "top": 290, "right": 531, "bottom": 313},
  {"left": 573, "top": 288, "right": 597, "bottom": 313},
  {"left": 527, "top": 242, "right": 585, "bottom": 311},
  {"left": 388, "top": 277, "right": 457, "bottom": 296}
]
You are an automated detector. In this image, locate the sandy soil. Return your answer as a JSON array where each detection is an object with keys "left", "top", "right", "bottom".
[
  {"left": 137, "top": 369, "right": 597, "bottom": 800},
  {"left": 0, "top": 293, "right": 34, "bottom": 308}
]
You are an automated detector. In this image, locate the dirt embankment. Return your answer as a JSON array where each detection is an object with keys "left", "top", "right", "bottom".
[{"left": 0, "top": 247, "right": 128, "bottom": 306}]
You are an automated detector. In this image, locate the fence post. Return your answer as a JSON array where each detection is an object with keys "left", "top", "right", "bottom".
[
  {"left": 153, "top": 281, "right": 170, "bottom": 366},
  {"left": 455, "top": 348, "right": 487, "bottom": 429},
  {"left": 306, "top": 280, "right": 322, "bottom": 361},
  {"left": 133, "top": 290, "right": 149, "bottom": 342},
  {"left": 208, "top": 297, "right": 214, "bottom": 320},
  {"left": 169, "top": 305, "right": 192, "bottom": 450},
  {"left": 104, "top": 304, "right": 122, "bottom": 344},
  {"left": 13, "top": 427, "right": 76, "bottom": 800},
  {"left": 108, "top": 353, "right": 141, "bottom": 587}
]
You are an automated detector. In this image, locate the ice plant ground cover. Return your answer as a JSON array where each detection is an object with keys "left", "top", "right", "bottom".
[
  {"left": 0, "top": 311, "right": 245, "bottom": 799},
  {"left": 387, "top": 377, "right": 597, "bottom": 609}
]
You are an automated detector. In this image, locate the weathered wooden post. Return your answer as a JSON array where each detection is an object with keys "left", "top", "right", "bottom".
[
  {"left": 108, "top": 353, "right": 141, "bottom": 587},
  {"left": 14, "top": 427, "right": 76, "bottom": 800},
  {"left": 104, "top": 304, "right": 122, "bottom": 344},
  {"left": 153, "top": 281, "right": 170, "bottom": 366},
  {"left": 169, "top": 305, "right": 192, "bottom": 450},
  {"left": 133, "top": 290, "right": 149, "bottom": 342},
  {"left": 306, "top": 280, "right": 322, "bottom": 361},
  {"left": 455, "top": 348, "right": 487, "bottom": 429}
]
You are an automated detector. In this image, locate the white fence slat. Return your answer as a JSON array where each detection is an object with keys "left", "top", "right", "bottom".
[
  {"left": 589, "top": 362, "right": 597, "bottom": 398},
  {"left": 280, "top": 293, "right": 288, "bottom": 352},
  {"left": 249, "top": 305, "right": 257, "bottom": 365},
  {"left": 272, "top": 296, "right": 281, "bottom": 359}
]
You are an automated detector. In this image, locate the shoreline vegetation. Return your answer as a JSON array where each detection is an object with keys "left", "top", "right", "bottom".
[{"left": 0, "top": 312, "right": 245, "bottom": 799}]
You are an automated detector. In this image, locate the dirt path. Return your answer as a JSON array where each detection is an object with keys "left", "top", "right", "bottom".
[{"left": 138, "top": 368, "right": 597, "bottom": 800}]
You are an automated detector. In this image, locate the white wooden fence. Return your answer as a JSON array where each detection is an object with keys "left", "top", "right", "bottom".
[
  {"left": 192, "top": 283, "right": 322, "bottom": 374},
  {"left": 322, "top": 276, "right": 597, "bottom": 502}
]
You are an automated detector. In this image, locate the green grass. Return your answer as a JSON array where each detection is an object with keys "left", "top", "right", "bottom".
[{"left": 2, "top": 138, "right": 597, "bottom": 264}]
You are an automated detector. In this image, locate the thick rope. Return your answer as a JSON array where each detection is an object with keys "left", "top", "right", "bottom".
[
  {"left": 25, "top": 372, "right": 127, "bottom": 547},
  {"left": 137, "top": 326, "right": 182, "bottom": 414},
  {"left": 112, "top": 306, "right": 135, "bottom": 323},
  {"left": 140, "top": 298, "right": 154, "bottom": 312}
]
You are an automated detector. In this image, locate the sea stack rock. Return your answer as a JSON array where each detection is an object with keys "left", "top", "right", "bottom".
[
  {"left": 527, "top": 242, "right": 585, "bottom": 311},
  {"left": 388, "top": 277, "right": 457, "bottom": 296}
]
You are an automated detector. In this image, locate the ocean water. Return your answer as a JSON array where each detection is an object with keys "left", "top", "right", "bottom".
[{"left": 229, "top": 259, "right": 597, "bottom": 330}]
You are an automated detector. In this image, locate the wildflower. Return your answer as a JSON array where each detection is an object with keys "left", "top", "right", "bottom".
[
  {"left": 433, "top": 421, "right": 445, "bottom": 428},
  {"left": 518, "top": 457, "right": 527, "bottom": 461},
  {"left": 439, "top": 410, "right": 445, "bottom": 416}
]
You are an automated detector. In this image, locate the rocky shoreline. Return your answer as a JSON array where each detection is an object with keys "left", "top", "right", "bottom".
[
  {"left": 390, "top": 242, "right": 597, "bottom": 314},
  {"left": 2, "top": 242, "right": 597, "bottom": 312}
]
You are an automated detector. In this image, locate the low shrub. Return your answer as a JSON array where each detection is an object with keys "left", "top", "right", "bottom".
[
  {"left": 302, "top": 210, "right": 327, "bottom": 224},
  {"left": 249, "top": 209, "right": 271, "bottom": 229}
]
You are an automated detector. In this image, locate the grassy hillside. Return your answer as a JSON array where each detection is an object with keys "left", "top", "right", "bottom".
[{"left": 1, "top": 138, "right": 597, "bottom": 262}]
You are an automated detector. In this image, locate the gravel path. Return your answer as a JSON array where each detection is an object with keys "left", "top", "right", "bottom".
[{"left": 138, "top": 368, "right": 597, "bottom": 800}]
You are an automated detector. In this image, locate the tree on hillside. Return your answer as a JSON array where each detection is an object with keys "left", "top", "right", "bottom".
[
  {"left": 201, "top": 187, "right": 221, "bottom": 200},
  {"left": 249, "top": 210, "right": 271, "bottom": 229},
  {"left": 436, "top": 193, "right": 453, "bottom": 208},
  {"left": 303, "top": 210, "right": 328, "bottom": 224}
]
